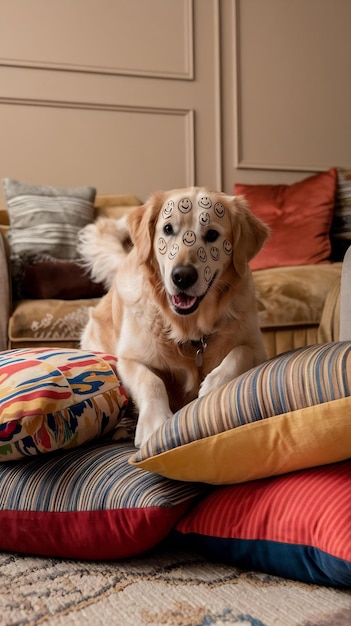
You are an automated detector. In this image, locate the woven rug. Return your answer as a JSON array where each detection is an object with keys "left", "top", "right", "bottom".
[{"left": 2, "top": 545, "right": 351, "bottom": 626}]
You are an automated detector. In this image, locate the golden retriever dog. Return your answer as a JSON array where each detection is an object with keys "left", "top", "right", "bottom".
[{"left": 79, "top": 187, "right": 269, "bottom": 447}]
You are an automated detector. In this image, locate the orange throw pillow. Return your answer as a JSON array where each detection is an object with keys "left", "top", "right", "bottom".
[{"left": 234, "top": 168, "right": 337, "bottom": 270}]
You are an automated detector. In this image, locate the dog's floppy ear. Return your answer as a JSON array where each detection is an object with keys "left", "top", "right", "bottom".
[
  {"left": 127, "top": 192, "right": 165, "bottom": 264},
  {"left": 230, "top": 195, "right": 270, "bottom": 276}
]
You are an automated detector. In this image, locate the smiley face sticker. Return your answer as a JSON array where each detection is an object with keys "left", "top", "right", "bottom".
[
  {"left": 210, "top": 246, "right": 220, "bottom": 261},
  {"left": 204, "top": 266, "right": 212, "bottom": 283},
  {"left": 168, "top": 243, "right": 179, "bottom": 259},
  {"left": 182, "top": 230, "right": 196, "bottom": 246},
  {"left": 197, "top": 247, "right": 207, "bottom": 262},
  {"left": 162, "top": 200, "right": 174, "bottom": 219},
  {"left": 178, "top": 198, "right": 192, "bottom": 213},
  {"left": 158, "top": 237, "right": 167, "bottom": 255},
  {"left": 198, "top": 196, "right": 212, "bottom": 210},
  {"left": 199, "top": 211, "right": 210, "bottom": 226},
  {"left": 214, "top": 202, "right": 225, "bottom": 218},
  {"left": 223, "top": 239, "right": 233, "bottom": 255}
]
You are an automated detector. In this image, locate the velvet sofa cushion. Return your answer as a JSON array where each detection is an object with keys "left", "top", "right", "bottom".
[
  {"left": 254, "top": 263, "right": 342, "bottom": 328},
  {"left": 234, "top": 169, "right": 337, "bottom": 270}
]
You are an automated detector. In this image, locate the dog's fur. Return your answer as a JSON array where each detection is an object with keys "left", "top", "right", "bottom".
[{"left": 79, "top": 187, "right": 270, "bottom": 447}]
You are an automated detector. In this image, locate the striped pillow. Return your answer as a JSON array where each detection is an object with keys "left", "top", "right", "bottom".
[
  {"left": 0, "top": 348, "right": 128, "bottom": 460},
  {"left": 173, "top": 459, "right": 351, "bottom": 587},
  {"left": 130, "top": 342, "right": 351, "bottom": 484},
  {"left": 0, "top": 439, "right": 202, "bottom": 559},
  {"left": 2, "top": 178, "right": 96, "bottom": 298}
]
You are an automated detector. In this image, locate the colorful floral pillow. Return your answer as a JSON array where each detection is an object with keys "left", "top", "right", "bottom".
[
  {"left": 0, "top": 348, "right": 128, "bottom": 460},
  {"left": 0, "top": 439, "right": 203, "bottom": 559},
  {"left": 174, "top": 459, "right": 351, "bottom": 588},
  {"left": 130, "top": 342, "right": 351, "bottom": 484}
]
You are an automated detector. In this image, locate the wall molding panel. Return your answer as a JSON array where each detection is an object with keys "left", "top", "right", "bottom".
[
  {"left": 0, "top": 97, "right": 195, "bottom": 196},
  {"left": 233, "top": 0, "right": 351, "bottom": 174},
  {"left": 0, "top": 0, "right": 194, "bottom": 81}
]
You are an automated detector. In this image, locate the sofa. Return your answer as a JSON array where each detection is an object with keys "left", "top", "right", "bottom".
[
  {"left": 1, "top": 175, "right": 351, "bottom": 594},
  {"left": 0, "top": 169, "right": 348, "bottom": 359}
]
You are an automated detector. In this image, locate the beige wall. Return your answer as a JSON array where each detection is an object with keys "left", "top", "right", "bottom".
[{"left": 0, "top": 0, "right": 350, "bottom": 202}]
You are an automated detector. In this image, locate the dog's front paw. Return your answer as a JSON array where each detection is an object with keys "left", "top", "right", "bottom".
[
  {"left": 199, "top": 364, "right": 227, "bottom": 398},
  {"left": 199, "top": 370, "right": 218, "bottom": 398},
  {"left": 134, "top": 410, "right": 173, "bottom": 448}
]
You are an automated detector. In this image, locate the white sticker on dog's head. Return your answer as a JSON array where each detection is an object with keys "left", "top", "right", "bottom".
[
  {"left": 223, "top": 239, "right": 233, "bottom": 255},
  {"left": 199, "top": 212, "right": 210, "bottom": 226},
  {"left": 158, "top": 237, "right": 167, "bottom": 255},
  {"left": 210, "top": 246, "right": 220, "bottom": 261},
  {"left": 168, "top": 243, "right": 179, "bottom": 259},
  {"left": 197, "top": 247, "right": 207, "bottom": 262},
  {"left": 162, "top": 200, "right": 174, "bottom": 219},
  {"left": 178, "top": 198, "right": 193, "bottom": 213},
  {"left": 182, "top": 230, "right": 196, "bottom": 246},
  {"left": 198, "top": 196, "right": 212, "bottom": 210},
  {"left": 204, "top": 266, "right": 213, "bottom": 283},
  {"left": 214, "top": 202, "right": 225, "bottom": 218}
]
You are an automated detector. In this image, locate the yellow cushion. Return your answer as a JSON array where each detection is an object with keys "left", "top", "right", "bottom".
[{"left": 130, "top": 342, "right": 351, "bottom": 484}]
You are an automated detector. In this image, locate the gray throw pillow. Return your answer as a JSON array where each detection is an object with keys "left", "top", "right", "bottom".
[{"left": 2, "top": 178, "right": 97, "bottom": 298}]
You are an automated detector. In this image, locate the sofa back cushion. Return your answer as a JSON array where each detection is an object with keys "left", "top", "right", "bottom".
[{"left": 234, "top": 168, "right": 337, "bottom": 270}]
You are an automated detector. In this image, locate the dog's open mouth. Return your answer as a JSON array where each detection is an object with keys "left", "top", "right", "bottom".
[
  {"left": 171, "top": 293, "right": 200, "bottom": 315},
  {"left": 169, "top": 273, "right": 217, "bottom": 316}
]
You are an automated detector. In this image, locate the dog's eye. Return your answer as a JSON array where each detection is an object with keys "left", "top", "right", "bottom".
[
  {"left": 205, "top": 229, "right": 219, "bottom": 243},
  {"left": 163, "top": 223, "right": 174, "bottom": 236}
]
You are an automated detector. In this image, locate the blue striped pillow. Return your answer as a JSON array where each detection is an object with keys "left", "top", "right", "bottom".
[
  {"left": 0, "top": 439, "right": 203, "bottom": 559},
  {"left": 130, "top": 342, "right": 351, "bottom": 484}
]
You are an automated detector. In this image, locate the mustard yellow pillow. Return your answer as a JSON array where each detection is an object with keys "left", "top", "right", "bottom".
[{"left": 130, "top": 342, "right": 351, "bottom": 484}]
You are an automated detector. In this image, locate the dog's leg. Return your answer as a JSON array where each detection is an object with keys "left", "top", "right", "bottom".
[
  {"left": 199, "top": 345, "right": 263, "bottom": 397},
  {"left": 118, "top": 358, "right": 173, "bottom": 448}
]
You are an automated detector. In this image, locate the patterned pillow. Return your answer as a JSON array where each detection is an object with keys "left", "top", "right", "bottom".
[
  {"left": 0, "top": 439, "right": 203, "bottom": 559},
  {"left": 0, "top": 348, "right": 128, "bottom": 460},
  {"left": 130, "top": 342, "right": 351, "bottom": 484},
  {"left": 2, "top": 178, "right": 96, "bottom": 298},
  {"left": 173, "top": 460, "right": 351, "bottom": 588}
]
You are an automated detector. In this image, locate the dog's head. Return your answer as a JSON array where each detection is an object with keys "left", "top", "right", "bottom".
[{"left": 128, "top": 187, "right": 269, "bottom": 317}]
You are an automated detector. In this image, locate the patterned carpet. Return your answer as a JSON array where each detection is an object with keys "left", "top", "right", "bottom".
[{"left": 2, "top": 545, "right": 351, "bottom": 626}]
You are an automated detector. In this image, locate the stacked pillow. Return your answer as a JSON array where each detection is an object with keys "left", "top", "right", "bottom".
[{"left": 2, "top": 178, "right": 104, "bottom": 299}]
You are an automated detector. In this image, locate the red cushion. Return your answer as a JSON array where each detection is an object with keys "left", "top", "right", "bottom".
[
  {"left": 234, "top": 169, "right": 337, "bottom": 270},
  {"left": 0, "top": 439, "right": 202, "bottom": 559},
  {"left": 174, "top": 460, "right": 351, "bottom": 587}
]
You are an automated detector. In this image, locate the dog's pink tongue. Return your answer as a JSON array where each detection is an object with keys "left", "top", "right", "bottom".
[{"left": 172, "top": 294, "right": 198, "bottom": 309}]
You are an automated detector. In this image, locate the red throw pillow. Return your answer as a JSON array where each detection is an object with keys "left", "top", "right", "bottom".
[{"left": 234, "top": 168, "right": 337, "bottom": 270}]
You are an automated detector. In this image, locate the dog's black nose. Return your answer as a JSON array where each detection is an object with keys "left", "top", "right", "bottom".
[{"left": 171, "top": 265, "right": 198, "bottom": 290}]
